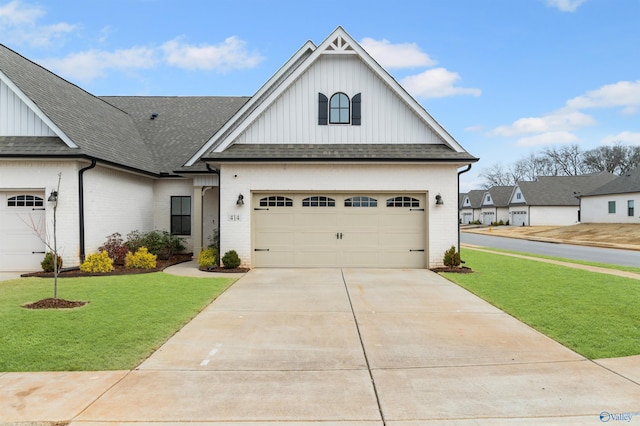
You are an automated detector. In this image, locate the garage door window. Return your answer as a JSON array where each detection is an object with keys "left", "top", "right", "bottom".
[
  {"left": 302, "top": 196, "right": 335, "bottom": 207},
  {"left": 344, "top": 196, "right": 377, "bottom": 207},
  {"left": 8, "top": 195, "right": 43, "bottom": 207},
  {"left": 386, "top": 196, "right": 419, "bottom": 208},
  {"left": 259, "top": 196, "right": 293, "bottom": 207}
]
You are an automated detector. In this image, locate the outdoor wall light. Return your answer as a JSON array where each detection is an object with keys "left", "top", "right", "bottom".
[
  {"left": 435, "top": 194, "right": 444, "bottom": 205},
  {"left": 236, "top": 194, "right": 244, "bottom": 206},
  {"left": 48, "top": 190, "right": 58, "bottom": 202}
]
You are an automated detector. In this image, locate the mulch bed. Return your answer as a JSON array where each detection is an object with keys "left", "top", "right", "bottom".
[
  {"left": 430, "top": 266, "right": 473, "bottom": 273},
  {"left": 23, "top": 298, "right": 88, "bottom": 309},
  {"left": 21, "top": 253, "right": 194, "bottom": 278},
  {"left": 199, "top": 267, "right": 250, "bottom": 273}
]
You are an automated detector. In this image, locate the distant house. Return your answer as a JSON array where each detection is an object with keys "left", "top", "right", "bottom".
[
  {"left": 459, "top": 190, "right": 484, "bottom": 224},
  {"left": 580, "top": 167, "right": 640, "bottom": 223},
  {"left": 480, "top": 186, "right": 514, "bottom": 224},
  {"left": 508, "top": 173, "right": 616, "bottom": 226}
]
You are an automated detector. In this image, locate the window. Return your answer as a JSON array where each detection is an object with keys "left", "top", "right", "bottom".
[
  {"left": 318, "top": 92, "right": 361, "bottom": 126},
  {"left": 330, "top": 93, "right": 350, "bottom": 124},
  {"left": 516, "top": 193, "right": 522, "bottom": 200},
  {"left": 171, "top": 196, "right": 191, "bottom": 235},
  {"left": 7, "top": 195, "right": 43, "bottom": 207},
  {"left": 260, "top": 196, "right": 293, "bottom": 207},
  {"left": 302, "top": 196, "right": 335, "bottom": 207},
  {"left": 628, "top": 200, "right": 635, "bottom": 217},
  {"left": 608, "top": 201, "right": 616, "bottom": 214},
  {"left": 344, "top": 196, "right": 377, "bottom": 207},
  {"left": 486, "top": 195, "right": 491, "bottom": 202},
  {"left": 386, "top": 196, "right": 420, "bottom": 208}
]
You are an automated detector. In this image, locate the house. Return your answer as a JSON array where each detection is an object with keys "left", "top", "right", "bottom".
[
  {"left": 0, "top": 27, "right": 478, "bottom": 272},
  {"left": 480, "top": 186, "right": 513, "bottom": 225},
  {"left": 580, "top": 167, "right": 640, "bottom": 223},
  {"left": 508, "top": 172, "right": 616, "bottom": 226},
  {"left": 459, "top": 190, "right": 484, "bottom": 224}
]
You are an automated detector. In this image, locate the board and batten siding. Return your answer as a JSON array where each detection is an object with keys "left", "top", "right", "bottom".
[
  {"left": 0, "top": 79, "right": 56, "bottom": 136},
  {"left": 234, "top": 55, "right": 444, "bottom": 145}
]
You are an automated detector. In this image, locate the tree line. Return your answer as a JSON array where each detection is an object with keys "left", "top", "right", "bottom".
[{"left": 479, "top": 142, "right": 640, "bottom": 189}]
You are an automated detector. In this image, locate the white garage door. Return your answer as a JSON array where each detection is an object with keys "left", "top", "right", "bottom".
[
  {"left": 511, "top": 210, "right": 528, "bottom": 227},
  {"left": 252, "top": 193, "right": 426, "bottom": 268},
  {"left": 0, "top": 192, "right": 47, "bottom": 271}
]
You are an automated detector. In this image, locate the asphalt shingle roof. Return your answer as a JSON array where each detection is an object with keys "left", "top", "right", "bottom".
[
  {"left": 202, "top": 143, "right": 478, "bottom": 162},
  {"left": 486, "top": 186, "right": 514, "bottom": 207},
  {"left": 462, "top": 189, "right": 485, "bottom": 209},
  {"left": 514, "top": 172, "right": 617, "bottom": 206},
  {"left": 584, "top": 167, "right": 640, "bottom": 196}
]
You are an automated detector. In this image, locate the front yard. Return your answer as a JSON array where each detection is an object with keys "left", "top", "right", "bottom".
[
  {"left": 0, "top": 273, "right": 235, "bottom": 371},
  {"left": 442, "top": 249, "right": 640, "bottom": 359}
]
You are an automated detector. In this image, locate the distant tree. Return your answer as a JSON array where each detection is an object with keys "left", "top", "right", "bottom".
[
  {"left": 541, "top": 144, "right": 587, "bottom": 176},
  {"left": 478, "top": 163, "right": 520, "bottom": 188},
  {"left": 583, "top": 142, "right": 640, "bottom": 175}
]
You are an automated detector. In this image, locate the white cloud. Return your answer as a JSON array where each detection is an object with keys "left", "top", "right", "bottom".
[
  {"left": 41, "top": 46, "right": 157, "bottom": 83},
  {"left": 161, "top": 36, "right": 264, "bottom": 71},
  {"left": 360, "top": 37, "right": 437, "bottom": 69},
  {"left": 516, "top": 131, "right": 579, "bottom": 147},
  {"left": 400, "top": 68, "right": 481, "bottom": 99},
  {"left": 600, "top": 131, "right": 640, "bottom": 146},
  {"left": 545, "top": 0, "right": 587, "bottom": 12},
  {"left": 0, "top": 0, "right": 76, "bottom": 46},
  {"left": 565, "top": 80, "right": 640, "bottom": 111},
  {"left": 490, "top": 110, "right": 595, "bottom": 136}
]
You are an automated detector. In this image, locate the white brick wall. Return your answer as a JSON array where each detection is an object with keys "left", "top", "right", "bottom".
[
  {"left": 218, "top": 163, "right": 461, "bottom": 268},
  {"left": 530, "top": 206, "right": 580, "bottom": 226},
  {"left": 83, "top": 166, "right": 155, "bottom": 255},
  {"left": 582, "top": 194, "right": 640, "bottom": 223},
  {"left": 153, "top": 179, "right": 194, "bottom": 252}
]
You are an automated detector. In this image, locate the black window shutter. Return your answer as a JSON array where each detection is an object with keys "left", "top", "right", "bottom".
[
  {"left": 351, "top": 93, "right": 361, "bottom": 125},
  {"left": 318, "top": 93, "right": 328, "bottom": 125}
]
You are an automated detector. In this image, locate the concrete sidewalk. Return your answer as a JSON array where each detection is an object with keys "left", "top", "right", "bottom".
[{"left": 1, "top": 268, "right": 640, "bottom": 424}]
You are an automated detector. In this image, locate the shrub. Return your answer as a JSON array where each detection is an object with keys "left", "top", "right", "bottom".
[
  {"left": 41, "top": 252, "right": 63, "bottom": 272},
  {"left": 443, "top": 245, "right": 461, "bottom": 268},
  {"left": 198, "top": 247, "right": 217, "bottom": 270},
  {"left": 80, "top": 251, "right": 114, "bottom": 273},
  {"left": 221, "top": 250, "right": 241, "bottom": 269},
  {"left": 124, "top": 247, "right": 157, "bottom": 269},
  {"left": 126, "top": 230, "right": 185, "bottom": 260},
  {"left": 98, "top": 232, "right": 128, "bottom": 265}
]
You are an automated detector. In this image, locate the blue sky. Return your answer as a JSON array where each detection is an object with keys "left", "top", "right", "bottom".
[{"left": 1, "top": 0, "right": 639, "bottom": 191}]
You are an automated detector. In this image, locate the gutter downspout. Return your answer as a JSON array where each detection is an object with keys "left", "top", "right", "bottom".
[
  {"left": 206, "top": 164, "right": 221, "bottom": 266},
  {"left": 457, "top": 164, "right": 472, "bottom": 251},
  {"left": 79, "top": 159, "right": 97, "bottom": 263}
]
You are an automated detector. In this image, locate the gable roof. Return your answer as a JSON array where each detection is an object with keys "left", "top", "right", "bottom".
[
  {"left": 513, "top": 172, "right": 617, "bottom": 206},
  {"left": 483, "top": 186, "right": 514, "bottom": 207},
  {"left": 193, "top": 26, "right": 477, "bottom": 165},
  {"left": 0, "top": 43, "right": 157, "bottom": 173},
  {"left": 461, "top": 189, "right": 485, "bottom": 209},
  {"left": 583, "top": 167, "right": 640, "bottom": 197}
]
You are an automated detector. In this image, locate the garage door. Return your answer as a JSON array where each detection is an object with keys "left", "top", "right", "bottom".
[
  {"left": 511, "top": 210, "right": 528, "bottom": 226},
  {"left": 252, "top": 193, "right": 426, "bottom": 268},
  {"left": 0, "top": 192, "right": 47, "bottom": 271}
]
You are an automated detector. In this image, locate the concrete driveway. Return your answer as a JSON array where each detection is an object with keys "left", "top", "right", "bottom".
[{"left": 2, "top": 268, "right": 640, "bottom": 424}]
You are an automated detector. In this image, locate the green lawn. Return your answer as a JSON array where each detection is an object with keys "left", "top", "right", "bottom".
[
  {"left": 0, "top": 273, "right": 235, "bottom": 371},
  {"left": 442, "top": 249, "right": 640, "bottom": 360}
]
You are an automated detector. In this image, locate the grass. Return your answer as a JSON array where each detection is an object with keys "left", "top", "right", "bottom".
[
  {"left": 442, "top": 249, "right": 640, "bottom": 360},
  {"left": 0, "top": 273, "right": 236, "bottom": 371}
]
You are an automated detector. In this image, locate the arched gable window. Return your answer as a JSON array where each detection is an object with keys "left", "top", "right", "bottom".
[
  {"left": 318, "top": 92, "right": 361, "bottom": 126},
  {"left": 330, "top": 92, "right": 350, "bottom": 124}
]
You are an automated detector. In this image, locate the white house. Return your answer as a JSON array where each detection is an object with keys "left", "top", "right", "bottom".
[
  {"left": 0, "top": 27, "right": 477, "bottom": 272},
  {"left": 459, "top": 190, "right": 484, "bottom": 224},
  {"left": 480, "top": 186, "right": 513, "bottom": 225},
  {"left": 508, "top": 173, "right": 616, "bottom": 226},
  {"left": 580, "top": 167, "right": 640, "bottom": 223}
]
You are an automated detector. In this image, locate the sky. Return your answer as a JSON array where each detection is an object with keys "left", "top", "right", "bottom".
[{"left": 1, "top": 0, "right": 639, "bottom": 192}]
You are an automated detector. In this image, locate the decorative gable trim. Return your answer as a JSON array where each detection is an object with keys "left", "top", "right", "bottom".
[
  {"left": 0, "top": 70, "right": 77, "bottom": 148},
  {"left": 324, "top": 34, "right": 356, "bottom": 54}
]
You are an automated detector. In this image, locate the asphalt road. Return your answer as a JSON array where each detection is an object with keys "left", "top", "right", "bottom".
[{"left": 461, "top": 232, "right": 640, "bottom": 268}]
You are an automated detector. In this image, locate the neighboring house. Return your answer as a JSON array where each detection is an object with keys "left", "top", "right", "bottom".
[
  {"left": 459, "top": 190, "right": 484, "bottom": 224},
  {"left": 508, "top": 172, "right": 616, "bottom": 226},
  {"left": 580, "top": 167, "right": 640, "bottom": 223},
  {"left": 480, "top": 186, "right": 514, "bottom": 224},
  {"left": 0, "top": 27, "right": 477, "bottom": 272}
]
